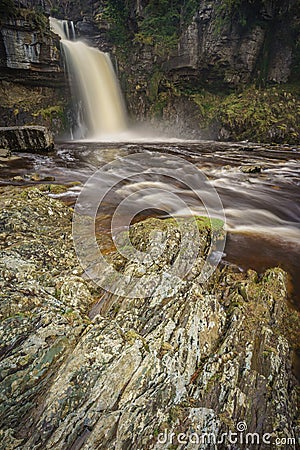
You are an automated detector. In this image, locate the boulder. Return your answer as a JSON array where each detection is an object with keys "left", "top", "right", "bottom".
[
  {"left": 0, "top": 125, "right": 54, "bottom": 152},
  {"left": 0, "top": 148, "right": 11, "bottom": 157},
  {"left": 241, "top": 165, "right": 262, "bottom": 174}
]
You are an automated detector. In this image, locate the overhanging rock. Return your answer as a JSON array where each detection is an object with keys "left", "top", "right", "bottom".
[{"left": 0, "top": 125, "right": 54, "bottom": 152}]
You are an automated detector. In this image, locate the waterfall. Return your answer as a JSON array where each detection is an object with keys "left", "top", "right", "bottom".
[{"left": 49, "top": 17, "right": 127, "bottom": 140}]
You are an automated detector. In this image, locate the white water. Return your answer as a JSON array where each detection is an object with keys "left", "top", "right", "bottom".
[{"left": 49, "top": 17, "right": 127, "bottom": 140}]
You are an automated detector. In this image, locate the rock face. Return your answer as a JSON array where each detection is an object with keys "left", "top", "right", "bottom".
[
  {"left": 0, "top": 126, "right": 54, "bottom": 152},
  {"left": 0, "top": 80, "right": 69, "bottom": 135},
  {"left": 0, "top": 7, "right": 69, "bottom": 133},
  {"left": 1, "top": 19, "right": 57, "bottom": 72},
  {"left": 84, "top": 0, "right": 298, "bottom": 140},
  {"left": 0, "top": 12, "right": 63, "bottom": 84},
  {"left": 0, "top": 186, "right": 299, "bottom": 449},
  {"left": 166, "top": 0, "right": 297, "bottom": 86}
]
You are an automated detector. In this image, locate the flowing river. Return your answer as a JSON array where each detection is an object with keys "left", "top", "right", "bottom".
[{"left": 1, "top": 139, "right": 299, "bottom": 309}]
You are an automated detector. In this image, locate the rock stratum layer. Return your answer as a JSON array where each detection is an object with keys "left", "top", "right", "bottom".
[
  {"left": 0, "top": 10, "right": 62, "bottom": 83},
  {"left": 0, "top": 6, "right": 68, "bottom": 134},
  {"left": 1, "top": 1, "right": 299, "bottom": 141},
  {"left": 0, "top": 186, "right": 299, "bottom": 449},
  {"left": 0, "top": 125, "right": 54, "bottom": 152}
]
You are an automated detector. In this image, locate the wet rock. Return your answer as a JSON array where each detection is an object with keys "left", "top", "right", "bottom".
[
  {"left": 0, "top": 126, "right": 54, "bottom": 152},
  {"left": 42, "top": 176, "right": 56, "bottom": 182},
  {"left": 0, "top": 186, "right": 299, "bottom": 449},
  {"left": 241, "top": 165, "right": 262, "bottom": 174},
  {"left": 0, "top": 148, "right": 11, "bottom": 158},
  {"left": 11, "top": 175, "right": 24, "bottom": 182},
  {"left": 30, "top": 173, "right": 41, "bottom": 181}
]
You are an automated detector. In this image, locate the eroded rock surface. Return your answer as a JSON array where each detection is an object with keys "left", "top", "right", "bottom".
[
  {"left": 0, "top": 13, "right": 61, "bottom": 77},
  {"left": 0, "top": 186, "right": 299, "bottom": 449},
  {"left": 0, "top": 125, "right": 54, "bottom": 152}
]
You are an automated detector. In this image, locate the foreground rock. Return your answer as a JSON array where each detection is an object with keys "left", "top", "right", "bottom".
[
  {"left": 0, "top": 186, "right": 299, "bottom": 449},
  {"left": 0, "top": 126, "right": 54, "bottom": 153}
]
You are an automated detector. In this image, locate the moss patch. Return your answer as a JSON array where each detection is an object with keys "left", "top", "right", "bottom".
[
  {"left": 190, "top": 83, "right": 300, "bottom": 143},
  {"left": 0, "top": 81, "right": 69, "bottom": 135}
]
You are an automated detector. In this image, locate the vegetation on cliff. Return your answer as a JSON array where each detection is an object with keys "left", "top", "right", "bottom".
[
  {"left": 0, "top": 186, "right": 299, "bottom": 448},
  {"left": 104, "top": 0, "right": 300, "bottom": 143},
  {"left": 0, "top": 1, "right": 49, "bottom": 32},
  {"left": 191, "top": 84, "right": 300, "bottom": 143},
  {"left": 102, "top": 0, "right": 199, "bottom": 56},
  {"left": 0, "top": 81, "right": 68, "bottom": 135}
]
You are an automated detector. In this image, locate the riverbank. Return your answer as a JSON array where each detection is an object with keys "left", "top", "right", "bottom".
[{"left": 0, "top": 184, "right": 299, "bottom": 448}]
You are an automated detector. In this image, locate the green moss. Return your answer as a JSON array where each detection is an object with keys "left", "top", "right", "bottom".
[
  {"left": 189, "top": 84, "right": 300, "bottom": 143},
  {"left": 219, "top": 84, "right": 300, "bottom": 143},
  {"left": 18, "top": 8, "right": 49, "bottom": 33},
  {"left": 128, "top": 216, "right": 223, "bottom": 251},
  {"left": 32, "top": 104, "right": 67, "bottom": 130},
  {"left": 149, "top": 91, "right": 169, "bottom": 117},
  {"left": 148, "top": 77, "right": 181, "bottom": 117},
  {"left": 135, "top": 0, "right": 198, "bottom": 54},
  {"left": 102, "top": 0, "right": 198, "bottom": 58},
  {"left": 192, "top": 90, "right": 222, "bottom": 119},
  {"left": 148, "top": 71, "right": 163, "bottom": 101},
  {"left": 32, "top": 105, "right": 62, "bottom": 119},
  {"left": 101, "top": 0, "right": 132, "bottom": 55}
]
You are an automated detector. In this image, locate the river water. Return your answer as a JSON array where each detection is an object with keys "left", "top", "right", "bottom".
[{"left": 1, "top": 140, "right": 299, "bottom": 308}]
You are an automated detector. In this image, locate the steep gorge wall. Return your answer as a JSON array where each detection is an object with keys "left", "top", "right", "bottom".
[
  {"left": 0, "top": 2, "right": 69, "bottom": 134},
  {"left": 116, "top": 0, "right": 300, "bottom": 141},
  {"left": 166, "top": 0, "right": 297, "bottom": 86},
  {"left": 1, "top": 0, "right": 299, "bottom": 142}
]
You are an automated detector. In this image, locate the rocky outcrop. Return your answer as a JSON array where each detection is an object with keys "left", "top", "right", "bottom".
[
  {"left": 0, "top": 7, "right": 69, "bottom": 133},
  {"left": 0, "top": 186, "right": 299, "bottom": 449},
  {"left": 162, "top": 0, "right": 299, "bottom": 86},
  {"left": 0, "top": 11, "right": 64, "bottom": 86},
  {"left": 1, "top": 19, "right": 58, "bottom": 72},
  {"left": 0, "top": 125, "right": 54, "bottom": 151},
  {"left": 0, "top": 79, "right": 69, "bottom": 133},
  {"left": 85, "top": 0, "right": 298, "bottom": 139}
]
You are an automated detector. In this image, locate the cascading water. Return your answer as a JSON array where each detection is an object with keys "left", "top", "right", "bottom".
[{"left": 50, "top": 17, "right": 127, "bottom": 140}]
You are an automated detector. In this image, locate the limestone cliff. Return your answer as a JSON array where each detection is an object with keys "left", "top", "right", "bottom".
[
  {"left": 1, "top": 0, "right": 300, "bottom": 142},
  {"left": 0, "top": 3, "right": 69, "bottom": 134},
  {"left": 115, "top": 0, "right": 300, "bottom": 141},
  {"left": 166, "top": 0, "right": 298, "bottom": 86}
]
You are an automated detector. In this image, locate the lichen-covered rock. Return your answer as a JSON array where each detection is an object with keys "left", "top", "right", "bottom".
[
  {"left": 0, "top": 186, "right": 299, "bottom": 449},
  {"left": 0, "top": 126, "right": 54, "bottom": 152}
]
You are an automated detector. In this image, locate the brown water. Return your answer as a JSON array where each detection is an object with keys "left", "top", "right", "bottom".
[{"left": 1, "top": 140, "right": 299, "bottom": 307}]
